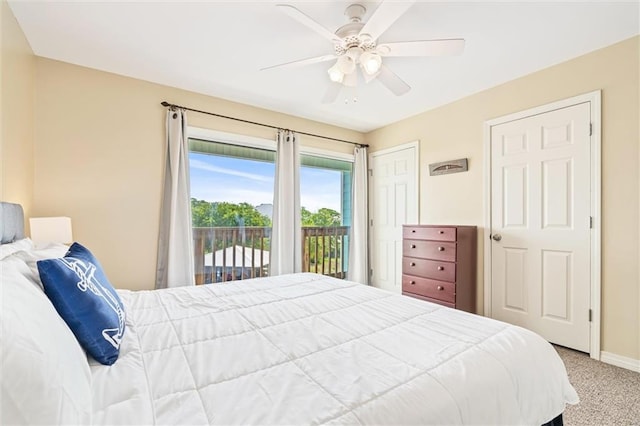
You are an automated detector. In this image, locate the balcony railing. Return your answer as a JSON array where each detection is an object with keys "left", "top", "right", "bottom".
[
  {"left": 193, "top": 226, "right": 349, "bottom": 284},
  {"left": 302, "top": 226, "right": 349, "bottom": 279}
]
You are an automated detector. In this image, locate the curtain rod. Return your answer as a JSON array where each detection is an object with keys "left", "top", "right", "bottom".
[{"left": 160, "top": 101, "right": 368, "bottom": 148}]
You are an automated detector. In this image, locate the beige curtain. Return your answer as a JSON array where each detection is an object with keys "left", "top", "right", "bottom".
[
  {"left": 156, "top": 108, "right": 195, "bottom": 288},
  {"left": 270, "top": 130, "right": 302, "bottom": 275},
  {"left": 348, "top": 146, "right": 369, "bottom": 284}
]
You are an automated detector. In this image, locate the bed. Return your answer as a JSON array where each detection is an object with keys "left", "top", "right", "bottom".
[{"left": 1, "top": 202, "right": 578, "bottom": 425}]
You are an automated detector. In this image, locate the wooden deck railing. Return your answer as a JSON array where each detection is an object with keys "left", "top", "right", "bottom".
[
  {"left": 302, "top": 226, "right": 349, "bottom": 279},
  {"left": 193, "top": 226, "right": 349, "bottom": 284}
]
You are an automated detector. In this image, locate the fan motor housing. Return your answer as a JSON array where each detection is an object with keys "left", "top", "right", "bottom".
[{"left": 334, "top": 4, "right": 375, "bottom": 55}]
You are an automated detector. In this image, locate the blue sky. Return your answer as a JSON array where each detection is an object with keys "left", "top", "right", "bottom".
[{"left": 189, "top": 153, "right": 342, "bottom": 213}]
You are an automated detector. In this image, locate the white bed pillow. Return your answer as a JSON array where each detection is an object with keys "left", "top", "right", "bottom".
[
  {"left": 0, "top": 238, "right": 34, "bottom": 260},
  {"left": 0, "top": 255, "right": 93, "bottom": 424},
  {"left": 13, "top": 242, "right": 70, "bottom": 291}
]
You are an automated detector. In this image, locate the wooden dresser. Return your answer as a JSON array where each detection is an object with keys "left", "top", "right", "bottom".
[{"left": 402, "top": 225, "right": 477, "bottom": 313}]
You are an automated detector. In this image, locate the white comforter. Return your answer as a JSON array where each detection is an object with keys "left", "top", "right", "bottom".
[{"left": 91, "top": 273, "right": 578, "bottom": 425}]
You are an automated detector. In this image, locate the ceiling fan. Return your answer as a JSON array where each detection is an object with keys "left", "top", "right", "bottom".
[{"left": 262, "top": 0, "right": 465, "bottom": 103}]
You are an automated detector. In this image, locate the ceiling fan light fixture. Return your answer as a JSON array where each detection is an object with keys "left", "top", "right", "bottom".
[
  {"left": 360, "top": 51, "right": 382, "bottom": 75},
  {"left": 336, "top": 55, "right": 356, "bottom": 74},
  {"left": 362, "top": 67, "right": 380, "bottom": 83},
  {"left": 327, "top": 63, "right": 344, "bottom": 83}
]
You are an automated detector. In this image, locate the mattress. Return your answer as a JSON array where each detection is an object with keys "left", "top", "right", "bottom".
[{"left": 91, "top": 272, "right": 578, "bottom": 425}]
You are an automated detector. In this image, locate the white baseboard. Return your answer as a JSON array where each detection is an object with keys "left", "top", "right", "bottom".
[{"left": 600, "top": 351, "right": 640, "bottom": 372}]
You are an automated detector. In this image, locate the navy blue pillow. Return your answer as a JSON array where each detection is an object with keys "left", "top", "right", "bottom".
[{"left": 37, "top": 242, "right": 126, "bottom": 365}]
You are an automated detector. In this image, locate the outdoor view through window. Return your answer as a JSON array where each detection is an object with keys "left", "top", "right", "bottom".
[{"left": 189, "top": 138, "right": 352, "bottom": 284}]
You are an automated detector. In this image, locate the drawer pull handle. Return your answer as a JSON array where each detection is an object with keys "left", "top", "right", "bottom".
[
  {"left": 438, "top": 230, "right": 444, "bottom": 234},
  {"left": 437, "top": 266, "right": 444, "bottom": 271},
  {"left": 412, "top": 230, "right": 416, "bottom": 233},
  {"left": 410, "top": 281, "right": 416, "bottom": 285},
  {"left": 437, "top": 246, "right": 445, "bottom": 251},
  {"left": 437, "top": 285, "right": 444, "bottom": 291},
  {"left": 410, "top": 262, "right": 416, "bottom": 267},
  {"left": 411, "top": 244, "right": 416, "bottom": 249}
]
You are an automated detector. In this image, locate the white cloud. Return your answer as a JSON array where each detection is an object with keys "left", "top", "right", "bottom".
[
  {"left": 301, "top": 192, "right": 340, "bottom": 212},
  {"left": 192, "top": 184, "right": 274, "bottom": 206},
  {"left": 300, "top": 169, "right": 342, "bottom": 212},
  {"left": 190, "top": 159, "right": 273, "bottom": 183}
]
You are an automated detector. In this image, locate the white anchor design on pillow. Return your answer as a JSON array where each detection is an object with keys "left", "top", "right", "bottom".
[{"left": 60, "top": 258, "right": 125, "bottom": 349}]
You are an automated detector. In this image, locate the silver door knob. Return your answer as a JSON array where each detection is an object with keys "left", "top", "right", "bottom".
[{"left": 492, "top": 234, "right": 502, "bottom": 242}]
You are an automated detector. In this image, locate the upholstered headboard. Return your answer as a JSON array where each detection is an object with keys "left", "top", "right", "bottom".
[{"left": 0, "top": 202, "right": 25, "bottom": 244}]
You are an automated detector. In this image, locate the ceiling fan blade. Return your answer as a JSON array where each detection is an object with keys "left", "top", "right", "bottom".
[
  {"left": 260, "top": 54, "right": 337, "bottom": 71},
  {"left": 359, "top": 0, "right": 415, "bottom": 42},
  {"left": 277, "top": 4, "right": 341, "bottom": 43},
  {"left": 376, "top": 64, "right": 410, "bottom": 96},
  {"left": 378, "top": 39, "right": 466, "bottom": 57},
  {"left": 322, "top": 83, "right": 342, "bottom": 104}
]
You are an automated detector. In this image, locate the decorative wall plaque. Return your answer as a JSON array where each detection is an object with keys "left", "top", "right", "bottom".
[{"left": 428, "top": 158, "right": 468, "bottom": 176}]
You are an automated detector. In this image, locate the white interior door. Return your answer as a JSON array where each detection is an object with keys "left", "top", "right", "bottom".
[
  {"left": 490, "top": 102, "right": 591, "bottom": 352},
  {"left": 370, "top": 144, "right": 418, "bottom": 293}
]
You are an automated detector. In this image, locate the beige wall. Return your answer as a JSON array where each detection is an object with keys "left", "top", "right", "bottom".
[
  {"left": 33, "top": 58, "right": 363, "bottom": 292},
  {"left": 1, "top": 0, "right": 35, "bottom": 223},
  {"left": 366, "top": 36, "right": 640, "bottom": 360}
]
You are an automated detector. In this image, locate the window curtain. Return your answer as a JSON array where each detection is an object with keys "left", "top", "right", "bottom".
[
  {"left": 270, "top": 130, "right": 302, "bottom": 275},
  {"left": 155, "top": 108, "right": 195, "bottom": 289},
  {"left": 348, "top": 146, "right": 369, "bottom": 284}
]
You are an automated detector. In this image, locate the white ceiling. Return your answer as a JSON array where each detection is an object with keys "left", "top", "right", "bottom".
[{"left": 9, "top": 0, "right": 639, "bottom": 133}]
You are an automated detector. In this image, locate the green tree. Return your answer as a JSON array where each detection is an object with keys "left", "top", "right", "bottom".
[
  {"left": 191, "top": 199, "right": 271, "bottom": 227},
  {"left": 214, "top": 202, "right": 271, "bottom": 227},
  {"left": 191, "top": 198, "right": 216, "bottom": 227},
  {"left": 312, "top": 208, "right": 341, "bottom": 227},
  {"left": 301, "top": 206, "right": 314, "bottom": 226},
  {"left": 300, "top": 207, "right": 341, "bottom": 227}
]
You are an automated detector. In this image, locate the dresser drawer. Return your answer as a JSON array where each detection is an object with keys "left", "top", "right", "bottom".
[
  {"left": 403, "top": 226, "right": 456, "bottom": 242},
  {"left": 403, "top": 240, "right": 456, "bottom": 262},
  {"left": 403, "top": 292, "right": 456, "bottom": 309},
  {"left": 402, "top": 275, "right": 455, "bottom": 303},
  {"left": 402, "top": 257, "right": 456, "bottom": 282}
]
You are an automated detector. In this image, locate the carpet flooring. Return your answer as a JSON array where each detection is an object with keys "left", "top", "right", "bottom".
[{"left": 554, "top": 346, "right": 640, "bottom": 425}]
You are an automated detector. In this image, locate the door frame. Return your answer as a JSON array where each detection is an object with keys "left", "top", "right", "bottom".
[
  {"left": 368, "top": 140, "right": 420, "bottom": 288},
  {"left": 482, "top": 91, "right": 601, "bottom": 359}
]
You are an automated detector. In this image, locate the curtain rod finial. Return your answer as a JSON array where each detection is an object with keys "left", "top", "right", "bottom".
[{"left": 161, "top": 101, "right": 171, "bottom": 107}]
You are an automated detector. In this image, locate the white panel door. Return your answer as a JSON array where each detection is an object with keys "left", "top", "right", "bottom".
[
  {"left": 491, "top": 102, "right": 591, "bottom": 352},
  {"left": 370, "top": 146, "right": 418, "bottom": 293}
]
